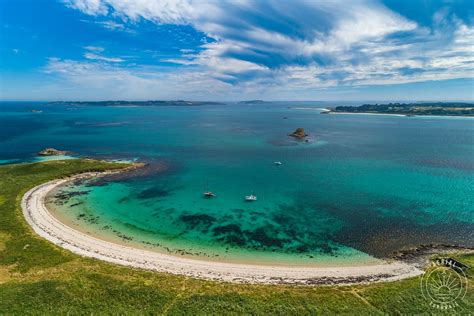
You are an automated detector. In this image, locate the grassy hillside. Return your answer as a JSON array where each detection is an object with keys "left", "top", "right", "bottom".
[{"left": 0, "top": 160, "right": 472, "bottom": 314}]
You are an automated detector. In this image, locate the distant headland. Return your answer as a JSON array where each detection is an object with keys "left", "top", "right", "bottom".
[
  {"left": 323, "top": 102, "right": 474, "bottom": 117},
  {"left": 47, "top": 100, "right": 225, "bottom": 107},
  {"left": 238, "top": 100, "right": 270, "bottom": 104}
]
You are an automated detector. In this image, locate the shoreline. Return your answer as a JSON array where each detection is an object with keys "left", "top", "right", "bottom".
[
  {"left": 21, "top": 171, "right": 424, "bottom": 285},
  {"left": 45, "top": 167, "right": 379, "bottom": 268},
  {"left": 324, "top": 111, "right": 474, "bottom": 118},
  {"left": 45, "top": 198, "right": 380, "bottom": 268}
]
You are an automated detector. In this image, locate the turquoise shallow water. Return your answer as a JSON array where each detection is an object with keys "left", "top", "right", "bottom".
[{"left": 1, "top": 102, "right": 473, "bottom": 265}]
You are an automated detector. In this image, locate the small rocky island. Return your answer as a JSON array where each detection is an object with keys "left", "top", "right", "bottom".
[
  {"left": 38, "top": 148, "right": 68, "bottom": 156},
  {"left": 288, "top": 128, "right": 308, "bottom": 139}
]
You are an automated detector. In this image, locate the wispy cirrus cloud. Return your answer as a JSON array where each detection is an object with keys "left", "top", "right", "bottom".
[
  {"left": 83, "top": 45, "right": 104, "bottom": 52},
  {"left": 56, "top": 0, "right": 473, "bottom": 99},
  {"left": 84, "top": 52, "right": 124, "bottom": 62},
  {"left": 79, "top": 18, "right": 137, "bottom": 34},
  {"left": 82, "top": 45, "right": 124, "bottom": 62},
  {"left": 42, "top": 57, "right": 233, "bottom": 100},
  {"left": 94, "top": 20, "right": 126, "bottom": 31}
]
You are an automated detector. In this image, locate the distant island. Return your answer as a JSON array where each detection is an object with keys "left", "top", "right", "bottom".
[
  {"left": 238, "top": 100, "right": 270, "bottom": 104},
  {"left": 325, "top": 102, "right": 474, "bottom": 117},
  {"left": 47, "top": 100, "right": 224, "bottom": 107}
]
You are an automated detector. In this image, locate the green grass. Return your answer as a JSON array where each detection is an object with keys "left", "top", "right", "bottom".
[{"left": 0, "top": 159, "right": 472, "bottom": 314}]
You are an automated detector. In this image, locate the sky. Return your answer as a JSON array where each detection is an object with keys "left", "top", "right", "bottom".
[{"left": 0, "top": 0, "right": 473, "bottom": 101}]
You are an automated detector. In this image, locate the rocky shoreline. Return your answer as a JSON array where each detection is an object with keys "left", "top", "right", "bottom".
[
  {"left": 38, "top": 148, "right": 69, "bottom": 156},
  {"left": 391, "top": 244, "right": 474, "bottom": 269}
]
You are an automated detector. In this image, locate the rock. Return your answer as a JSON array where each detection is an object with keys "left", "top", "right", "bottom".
[
  {"left": 37, "top": 148, "right": 68, "bottom": 156},
  {"left": 288, "top": 128, "right": 308, "bottom": 138}
]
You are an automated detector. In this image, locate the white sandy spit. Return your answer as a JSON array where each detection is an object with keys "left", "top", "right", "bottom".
[
  {"left": 22, "top": 173, "right": 423, "bottom": 285},
  {"left": 327, "top": 112, "right": 474, "bottom": 118},
  {"left": 328, "top": 112, "right": 407, "bottom": 117}
]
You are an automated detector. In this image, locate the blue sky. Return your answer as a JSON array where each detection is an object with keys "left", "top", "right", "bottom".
[{"left": 0, "top": 0, "right": 473, "bottom": 101}]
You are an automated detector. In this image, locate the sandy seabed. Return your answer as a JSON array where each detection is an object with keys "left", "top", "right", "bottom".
[{"left": 22, "top": 172, "right": 423, "bottom": 285}]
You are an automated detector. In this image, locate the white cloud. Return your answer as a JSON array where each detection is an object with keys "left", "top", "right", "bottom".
[
  {"left": 63, "top": 1, "right": 415, "bottom": 67},
  {"left": 67, "top": 0, "right": 195, "bottom": 23},
  {"left": 42, "top": 57, "right": 233, "bottom": 100},
  {"left": 82, "top": 46, "right": 125, "bottom": 62},
  {"left": 95, "top": 20, "right": 126, "bottom": 31},
  {"left": 83, "top": 45, "right": 104, "bottom": 52},
  {"left": 84, "top": 52, "right": 124, "bottom": 62},
  {"left": 58, "top": 1, "right": 474, "bottom": 97},
  {"left": 63, "top": 0, "right": 108, "bottom": 15}
]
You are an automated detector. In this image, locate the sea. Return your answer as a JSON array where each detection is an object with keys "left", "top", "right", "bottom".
[{"left": 1, "top": 101, "right": 473, "bottom": 266}]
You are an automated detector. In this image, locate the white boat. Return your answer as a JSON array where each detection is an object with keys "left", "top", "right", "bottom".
[
  {"left": 203, "top": 191, "right": 216, "bottom": 198},
  {"left": 274, "top": 161, "right": 282, "bottom": 165},
  {"left": 245, "top": 194, "right": 257, "bottom": 201}
]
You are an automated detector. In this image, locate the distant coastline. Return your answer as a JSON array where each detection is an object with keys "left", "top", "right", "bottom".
[
  {"left": 47, "top": 100, "right": 225, "bottom": 107},
  {"left": 325, "top": 111, "right": 474, "bottom": 119},
  {"left": 324, "top": 111, "right": 407, "bottom": 117},
  {"left": 323, "top": 102, "right": 474, "bottom": 117}
]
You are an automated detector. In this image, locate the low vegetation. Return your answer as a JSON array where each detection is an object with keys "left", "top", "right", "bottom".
[
  {"left": 332, "top": 102, "right": 474, "bottom": 116},
  {"left": 47, "top": 100, "right": 224, "bottom": 107},
  {"left": 0, "top": 160, "right": 472, "bottom": 314}
]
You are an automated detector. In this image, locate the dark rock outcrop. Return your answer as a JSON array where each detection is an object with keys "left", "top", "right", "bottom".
[
  {"left": 37, "top": 148, "right": 68, "bottom": 156},
  {"left": 288, "top": 128, "right": 308, "bottom": 139}
]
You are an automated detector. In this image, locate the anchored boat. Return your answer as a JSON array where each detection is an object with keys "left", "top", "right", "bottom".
[
  {"left": 203, "top": 191, "right": 216, "bottom": 198},
  {"left": 245, "top": 194, "right": 257, "bottom": 201}
]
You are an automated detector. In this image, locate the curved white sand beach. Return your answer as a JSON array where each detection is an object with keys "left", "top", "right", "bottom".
[{"left": 22, "top": 173, "right": 423, "bottom": 285}]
